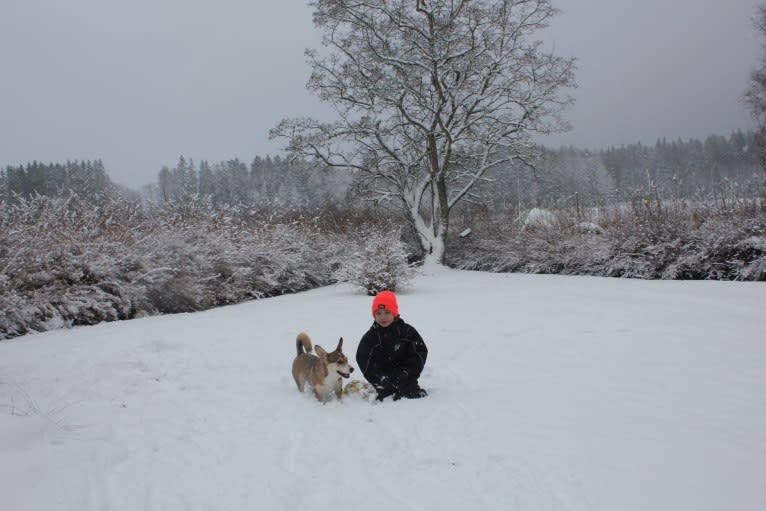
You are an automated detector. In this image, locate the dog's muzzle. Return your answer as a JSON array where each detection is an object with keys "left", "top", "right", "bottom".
[{"left": 337, "top": 367, "right": 354, "bottom": 378}]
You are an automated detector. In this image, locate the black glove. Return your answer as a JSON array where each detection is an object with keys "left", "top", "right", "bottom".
[
  {"left": 391, "top": 369, "right": 411, "bottom": 390},
  {"left": 375, "top": 386, "right": 396, "bottom": 401},
  {"left": 374, "top": 378, "right": 397, "bottom": 401}
]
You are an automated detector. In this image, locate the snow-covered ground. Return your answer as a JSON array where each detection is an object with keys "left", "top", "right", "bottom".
[{"left": 1, "top": 267, "right": 764, "bottom": 511}]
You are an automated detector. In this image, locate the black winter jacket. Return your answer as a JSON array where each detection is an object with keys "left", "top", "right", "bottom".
[{"left": 355, "top": 317, "right": 428, "bottom": 393}]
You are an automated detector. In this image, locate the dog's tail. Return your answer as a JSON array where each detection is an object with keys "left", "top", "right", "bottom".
[{"left": 296, "top": 332, "right": 313, "bottom": 356}]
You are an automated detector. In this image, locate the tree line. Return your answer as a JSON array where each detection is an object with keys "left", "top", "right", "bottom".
[
  {"left": 0, "top": 160, "right": 116, "bottom": 202},
  {"left": 1, "top": 130, "right": 760, "bottom": 211},
  {"left": 481, "top": 130, "right": 761, "bottom": 214},
  {"left": 142, "top": 155, "right": 352, "bottom": 208}
]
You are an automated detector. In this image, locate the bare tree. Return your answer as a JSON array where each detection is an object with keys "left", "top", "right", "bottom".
[
  {"left": 745, "top": 5, "right": 766, "bottom": 192},
  {"left": 272, "top": 0, "right": 575, "bottom": 263}
]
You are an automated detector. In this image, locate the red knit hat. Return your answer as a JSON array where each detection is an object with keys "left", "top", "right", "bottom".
[{"left": 371, "top": 290, "right": 399, "bottom": 317}]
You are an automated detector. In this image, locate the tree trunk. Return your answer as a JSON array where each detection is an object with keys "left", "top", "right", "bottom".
[{"left": 407, "top": 194, "right": 446, "bottom": 265}]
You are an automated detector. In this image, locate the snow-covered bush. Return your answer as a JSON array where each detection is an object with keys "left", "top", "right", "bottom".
[
  {"left": 574, "top": 221, "right": 605, "bottom": 235},
  {"left": 522, "top": 207, "right": 559, "bottom": 231},
  {"left": 3, "top": 189, "right": 761, "bottom": 341},
  {"left": 448, "top": 197, "right": 766, "bottom": 281},
  {"left": 0, "top": 195, "right": 142, "bottom": 337},
  {"left": 0, "top": 195, "right": 410, "bottom": 340},
  {"left": 332, "top": 226, "right": 414, "bottom": 294}
]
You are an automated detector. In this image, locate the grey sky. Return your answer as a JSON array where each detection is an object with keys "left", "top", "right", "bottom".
[{"left": 0, "top": 0, "right": 760, "bottom": 188}]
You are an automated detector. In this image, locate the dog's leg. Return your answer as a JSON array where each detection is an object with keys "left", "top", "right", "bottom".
[
  {"left": 294, "top": 375, "right": 304, "bottom": 392},
  {"left": 334, "top": 380, "right": 343, "bottom": 400}
]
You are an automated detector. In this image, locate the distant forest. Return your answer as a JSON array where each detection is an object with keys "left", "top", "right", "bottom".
[
  {"left": 0, "top": 159, "right": 115, "bottom": 201},
  {"left": 1, "top": 131, "right": 761, "bottom": 208}
]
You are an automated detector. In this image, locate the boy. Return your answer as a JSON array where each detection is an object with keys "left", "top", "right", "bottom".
[{"left": 356, "top": 290, "right": 429, "bottom": 401}]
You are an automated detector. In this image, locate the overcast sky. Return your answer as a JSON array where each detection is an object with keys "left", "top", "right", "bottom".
[{"left": 0, "top": 0, "right": 761, "bottom": 188}]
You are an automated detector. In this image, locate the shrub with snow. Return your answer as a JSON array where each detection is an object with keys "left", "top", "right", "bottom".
[
  {"left": 2, "top": 192, "right": 763, "bottom": 341},
  {"left": 332, "top": 226, "right": 414, "bottom": 295},
  {"left": 448, "top": 198, "right": 766, "bottom": 281},
  {"left": 522, "top": 207, "right": 559, "bottom": 231},
  {"left": 0, "top": 195, "right": 414, "bottom": 340}
]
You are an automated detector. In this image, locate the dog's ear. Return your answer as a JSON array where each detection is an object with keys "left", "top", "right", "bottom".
[
  {"left": 315, "top": 345, "right": 327, "bottom": 358},
  {"left": 336, "top": 337, "right": 344, "bottom": 350}
]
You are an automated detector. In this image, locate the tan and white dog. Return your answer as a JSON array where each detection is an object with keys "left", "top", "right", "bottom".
[{"left": 291, "top": 332, "right": 354, "bottom": 402}]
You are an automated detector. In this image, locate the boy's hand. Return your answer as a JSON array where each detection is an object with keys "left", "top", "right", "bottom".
[
  {"left": 391, "top": 369, "right": 411, "bottom": 389},
  {"left": 375, "top": 386, "right": 396, "bottom": 401},
  {"left": 374, "top": 378, "right": 397, "bottom": 401}
]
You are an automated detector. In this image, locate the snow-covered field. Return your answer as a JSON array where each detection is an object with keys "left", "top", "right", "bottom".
[{"left": 1, "top": 267, "right": 764, "bottom": 511}]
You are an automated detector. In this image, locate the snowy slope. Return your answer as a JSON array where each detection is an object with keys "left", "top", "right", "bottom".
[{"left": 1, "top": 267, "right": 764, "bottom": 511}]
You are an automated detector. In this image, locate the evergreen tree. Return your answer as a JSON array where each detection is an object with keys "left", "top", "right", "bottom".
[{"left": 198, "top": 160, "right": 215, "bottom": 198}]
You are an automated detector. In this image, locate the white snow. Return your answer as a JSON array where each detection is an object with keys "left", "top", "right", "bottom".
[{"left": 1, "top": 267, "right": 764, "bottom": 511}]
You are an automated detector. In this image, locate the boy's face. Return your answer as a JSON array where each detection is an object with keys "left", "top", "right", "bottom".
[{"left": 374, "top": 308, "right": 395, "bottom": 328}]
